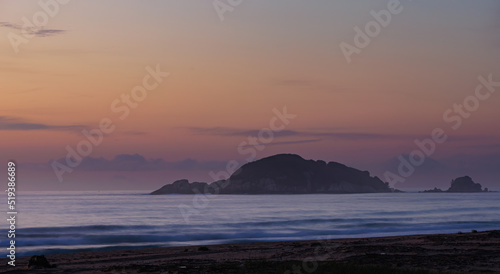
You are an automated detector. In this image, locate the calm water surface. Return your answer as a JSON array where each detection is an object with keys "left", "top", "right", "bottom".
[{"left": 2, "top": 191, "right": 499, "bottom": 256}]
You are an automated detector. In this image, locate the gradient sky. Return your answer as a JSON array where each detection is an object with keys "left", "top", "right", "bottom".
[{"left": 1, "top": 0, "right": 500, "bottom": 191}]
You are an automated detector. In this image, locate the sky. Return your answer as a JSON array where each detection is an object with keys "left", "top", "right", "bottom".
[{"left": 1, "top": 0, "right": 500, "bottom": 191}]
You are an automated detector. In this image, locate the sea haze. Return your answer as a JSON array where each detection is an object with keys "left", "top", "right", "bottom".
[{"left": 4, "top": 191, "right": 500, "bottom": 256}]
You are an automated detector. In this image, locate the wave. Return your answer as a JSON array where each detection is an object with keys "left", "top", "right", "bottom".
[
  {"left": 6, "top": 192, "right": 500, "bottom": 257},
  {"left": 7, "top": 219, "right": 500, "bottom": 256},
  {"left": 18, "top": 225, "right": 149, "bottom": 235}
]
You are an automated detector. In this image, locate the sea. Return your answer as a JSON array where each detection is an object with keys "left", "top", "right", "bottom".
[{"left": 3, "top": 191, "right": 500, "bottom": 256}]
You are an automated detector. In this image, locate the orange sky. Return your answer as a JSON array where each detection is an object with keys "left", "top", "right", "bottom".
[{"left": 1, "top": 0, "right": 500, "bottom": 191}]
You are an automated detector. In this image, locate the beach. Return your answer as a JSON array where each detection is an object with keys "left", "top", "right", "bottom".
[{"left": 2, "top": 230, "right": 499, "bottom": 273}]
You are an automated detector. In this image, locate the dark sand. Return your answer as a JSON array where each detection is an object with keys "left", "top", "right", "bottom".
[{"left": 2, "top": 230, "right": 500, "bottom": 273}]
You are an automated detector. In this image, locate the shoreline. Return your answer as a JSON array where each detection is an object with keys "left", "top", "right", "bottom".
[{"left": 2, "top": 230, "right": 499, "bottom": 273}]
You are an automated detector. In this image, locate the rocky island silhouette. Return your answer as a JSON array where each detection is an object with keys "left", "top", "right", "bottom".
[
  {"left": 422, "top": 176, "right": 490, "bottom": 193},
  {"left": 151, "top": 154, "right": 396, "bottom": 194}
]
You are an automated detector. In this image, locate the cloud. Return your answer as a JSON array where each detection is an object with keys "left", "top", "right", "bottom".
[
  {"left": 63, "top": 154, "right": 226, "bottom": 172},
  {"left": 33, "top": 29, "right": 65, "bottom": 37},
  {"left": 184, "top": 126, "right": 400, "bottom": 141},
  {"left": 184, "top": 127, "right": 500, "bottom": 149},
  {"left": 185, "top": 127, "right": 299, "bottom": 138},
  {"left": 0, "top": 21, "right": 66, "bottom": 37},
  {"left": 0, "top": 22, "right": 19, "bottom": 29},
  {"left": 312, "top": 132, "right": 390, "bottom": 140},
  {"left": 240, "top": 138, "right": 322, "bottom": 147},
  {"left": 0, "top": 116, "right": 84, "bottom": 131},
  {"left": 78, "top": 154, "right": 162, "bottom": 171}
]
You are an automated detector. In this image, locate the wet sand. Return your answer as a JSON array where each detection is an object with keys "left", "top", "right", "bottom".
[{"left": 2, "top": 230, "right": 499, "bottom": 273}]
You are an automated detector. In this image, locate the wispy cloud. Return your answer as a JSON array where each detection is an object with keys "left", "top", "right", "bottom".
[
  {"left": 185, "top": 127, "right": 299, "bottom": 138},
  {"left": 0, "top": 116, "right": 84, "bottom": 131},
  {"left": 54, "top": 154, "right": 226, "bottom": 172},
  {"left": 311, "top": 132, "right": 389, "bottom": 140},
  {"left": 33, "top": 29, "right": 65, "bottom": 37},
  {"left": 184, "top": 126, "right": 499, "bottom": 145},
  {"left": 239, "top": 138, "right": 322, "bottom": 147},
  {"left": 0, "top": 21, "right": 66, "bottom": 37},
  {"left": 184, "top": 126, "right": 399, "bottom": 141},
  {"left": 0, "top": 22, "right": 19, "bottom": 29}
]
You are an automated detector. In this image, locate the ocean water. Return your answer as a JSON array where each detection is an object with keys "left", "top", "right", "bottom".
[{"left": 2, "top": 191, "right": 500, "bottom": 256}]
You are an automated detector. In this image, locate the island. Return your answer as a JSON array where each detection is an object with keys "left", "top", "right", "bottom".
[
  {"left": 151, "top": 154, "right": 396, "bottom": 194},
  {"left": 422, "top": 176, "right": 490, "bottom": 193}
]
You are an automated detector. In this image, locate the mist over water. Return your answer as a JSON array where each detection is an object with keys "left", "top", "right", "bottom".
[{"left": 3, "top": 191, "right": 500, "bottom": 256}]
